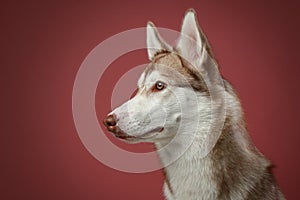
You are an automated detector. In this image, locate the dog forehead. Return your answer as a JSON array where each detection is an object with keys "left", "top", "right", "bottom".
[
  {"left": 144, "top": 53, "right": 184, "bottom": 80},
  {"left": 154, "top": 52, "right": 182, "bottom": 66},
  {"left": 144, "top": 70, "right": 162, "bottom": 84},
  {"left": 137, "top": 69, "right": 162, "bottom": 88},
  {"left": 138, "top": 52, "right": 204, "bottom": 90}
]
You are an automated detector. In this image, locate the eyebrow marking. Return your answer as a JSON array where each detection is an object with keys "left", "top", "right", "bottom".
[
  {"left": 152, "top": 50, "right": 170, "bottom": 63},
  {"left": 142, "top": 51, "right": 171, "bottom": 86}
]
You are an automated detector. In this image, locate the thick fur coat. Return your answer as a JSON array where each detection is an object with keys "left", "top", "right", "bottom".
[{"left": 104, "top": 9, "right": 285, "bottom": 200}]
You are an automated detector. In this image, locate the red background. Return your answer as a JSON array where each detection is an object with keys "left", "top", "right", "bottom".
[{"left": 2, "top": 0, "right": 300, "bottom": 199}]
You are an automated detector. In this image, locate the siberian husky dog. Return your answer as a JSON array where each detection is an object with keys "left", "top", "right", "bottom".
[{"left": 104, "top": 9, "right": 284, "bottom": 200}]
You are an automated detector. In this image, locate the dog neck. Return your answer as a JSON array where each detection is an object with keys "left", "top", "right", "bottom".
[
  {"left": 155, "top": 126, "right": 219, "bottom": 199},
  {"left": 154, "top": 91, "right": 272, "bottom": 200}
]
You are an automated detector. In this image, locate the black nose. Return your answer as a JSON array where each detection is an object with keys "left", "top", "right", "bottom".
[{"left": 103, "top": 114, "right": 117, "bottom": 133}]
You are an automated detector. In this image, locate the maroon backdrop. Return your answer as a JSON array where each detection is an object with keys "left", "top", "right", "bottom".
[{"left": 2, "top": 0, "right": 300, "bottom": 199}]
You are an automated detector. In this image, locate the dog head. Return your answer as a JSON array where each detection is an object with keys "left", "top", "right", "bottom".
[{"left": 104, "top": 10, "right": 220, "bottom": 144}]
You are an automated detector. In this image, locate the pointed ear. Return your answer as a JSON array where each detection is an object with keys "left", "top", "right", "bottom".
[
  {"left": 177, "top": 10, "right": 213, "bottom": 67},
  {"left": 147, "top": 22, "right": 172, "bottom": 60}
]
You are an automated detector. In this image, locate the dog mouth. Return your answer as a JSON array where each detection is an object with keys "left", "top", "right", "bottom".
[
  {"left": 139, "top": 127, "right": 164, "bottom": 138},
  {"left": 115, "top": 135, "right": 134, "bottom": 139},
  {"left": 115, "top": 127, "right": 164, "bottom": 140}
]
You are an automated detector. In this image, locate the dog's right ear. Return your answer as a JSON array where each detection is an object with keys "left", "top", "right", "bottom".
[{"left": 147, "top": 22, "right": 172, "bottom": 61}]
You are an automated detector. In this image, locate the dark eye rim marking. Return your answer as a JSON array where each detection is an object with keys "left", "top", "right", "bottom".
[{"left": 152, "top": 81, "right": 166, "bottom": 92}]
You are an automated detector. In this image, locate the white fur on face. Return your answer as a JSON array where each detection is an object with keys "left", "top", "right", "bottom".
[
  {"left": 111, "top": 67, "right": 211, "bottom": 144},
  {"left": 112, "top": 69, "right": 179, "bottom": 142}
]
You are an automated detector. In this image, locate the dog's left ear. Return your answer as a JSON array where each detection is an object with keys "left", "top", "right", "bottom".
[
  {"left": 177, "top": 9, "right": 214, "bottom": 70},
  {"left": 147, "top": 22, "right": 172, "bottom": 61}
]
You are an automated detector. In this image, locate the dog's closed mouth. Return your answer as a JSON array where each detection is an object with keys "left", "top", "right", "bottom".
[
  {"left": 115, "top": 134, "right": 135, "bottom": 139},
  {"left": 149, "top": 127, "right": 164, "bottom": 134},
  {"left": 115, "top": 127, "right": 164, "bottom": 140},
  {"left": 140, "top": 127, "right": 164, "bottom": 138}
]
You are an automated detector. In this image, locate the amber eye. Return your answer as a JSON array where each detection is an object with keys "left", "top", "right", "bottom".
[{"left": 155, "top": 81, "right": 165, "bottom": 91}]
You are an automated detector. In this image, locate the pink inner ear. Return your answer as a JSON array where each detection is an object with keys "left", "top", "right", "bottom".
[{"left": 183, "top": 23, "right": 197, "bottom": 41}]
